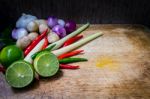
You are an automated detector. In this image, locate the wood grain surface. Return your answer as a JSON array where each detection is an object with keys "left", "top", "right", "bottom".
[{"left": 0, "top": 25, "right": 150, "bottom": 99}]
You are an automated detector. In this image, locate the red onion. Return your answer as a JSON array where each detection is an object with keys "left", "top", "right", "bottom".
[
  {"left": 58, "top": 19, "right": 65, "bottom": 27},
  {"left": 47, "top": 16, "right": 58, "bottom": 28},
  {"left": 52, "top": 25, "right": 66, "bottom": 38},
  {"left": 65, "top": 21, "right": 76, "bottom": 33}
]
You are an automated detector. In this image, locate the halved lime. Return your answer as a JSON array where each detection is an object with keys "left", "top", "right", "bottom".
[
  {"left": 34, "top": 51, "right": 59, "bottom": 77},
  {"left": 5, "top": 60, "right": 34, "bottom": 88}
]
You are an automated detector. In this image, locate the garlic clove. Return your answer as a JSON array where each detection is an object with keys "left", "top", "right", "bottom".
[
  {"left": 35, "top": 19, "right": 47, "bottom": 26},
  {"left": 28, "top": 32, "right": 38, "bottom": 41},
  {"left": 27, "top": 21, "right": 39, "bottom": 32},
  {"left": 47, "top": 32, "right": 60, "bottom": 43},
  {"left": 39, "top": 24, "right": 50, "bottom": 34}
]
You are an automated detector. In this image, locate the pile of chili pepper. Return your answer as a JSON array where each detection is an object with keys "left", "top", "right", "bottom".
[
  {"left": 25, "top": 32, "right": 87, "bottom": 70},
  {"left": 24, "top": 29, "right": 48, "bottom": 56},
  {"left": 58, "top": 35, "right": 88, "bottom": 69}
]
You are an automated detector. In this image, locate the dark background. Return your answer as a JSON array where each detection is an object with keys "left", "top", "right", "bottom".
[{"left": 0, "top": 0, "right": 150, "bottom": 29}]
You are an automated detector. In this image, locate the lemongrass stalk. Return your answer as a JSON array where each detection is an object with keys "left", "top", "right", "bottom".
[
  {"left": 47, "top": 23, "right": 90, "bottom": 50},
  {"left": 52, "top": 32, "right": 103, "bottom": 56},
  {"left": 24, "top": 39, "right": 45, "bottom": 63}
]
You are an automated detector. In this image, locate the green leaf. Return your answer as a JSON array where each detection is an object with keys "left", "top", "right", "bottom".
[
  {"left": 0, "top": 39, "right": 15, "bottom": 45},
  {"left": 1, "top": 26, "right": 12, "bottom": 39},
  {"left": 0, "top": 26, "right": 15, "bottom": 48}
]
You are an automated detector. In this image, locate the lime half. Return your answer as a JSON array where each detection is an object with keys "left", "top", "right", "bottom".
[
  {"left": 5, "top": 60, "right": 34, "bottom": 88},
  {"left": 34, "top": 51, "right": 59, "bottom": 77}
]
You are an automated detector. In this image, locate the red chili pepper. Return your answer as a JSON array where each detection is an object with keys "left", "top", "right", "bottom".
[
  {"left": 58, "top": 50, "right": 84, "bottom": 59},
  {"left": 41, "top": 37, "right": 48, "bottom": 50},
  {"left": 0, "top": 66, "right": 5, "bottom": 72},
  {"left": 63, "top": 35, "right": 83, "bottom": 47},
  {"left": 24, "top": 29, "right": 48, "bottom": 56},
  {"left": 59, "top": 64, "right": 79, "bottom": 69}
]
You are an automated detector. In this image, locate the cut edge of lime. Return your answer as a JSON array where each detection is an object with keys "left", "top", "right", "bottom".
[
  {"left": 5, "top": 60, "right": 34, "bottom": 88},
  {"left": 34, "top": 51, "right": 59, "bottom": 77}
]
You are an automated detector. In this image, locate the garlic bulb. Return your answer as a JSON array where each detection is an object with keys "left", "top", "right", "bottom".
[
  {"left": 35, "top": 19, "right": 47, "bottom": 26},
  {"left": 39, "top": 24, "right": 50, "bottom": 33},
  {"left": 16, "top": 13, "right": 37, "bottom": 28},
  {"left": 47, "top": 32, "right": 60, "bottom": 43},
  {"left": 16, "top": 36, "right": 32, "bottom": 49},
  {"left": 28, "top": 32, "right": 38, "bottom": 41},
  {"left": 27, "top": 21, "right": 38, "bottom": 32}
]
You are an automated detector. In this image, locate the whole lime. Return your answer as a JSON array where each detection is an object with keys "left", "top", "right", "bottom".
[{"left": 0, "top": 45, "right": 24, "bottom": 68}]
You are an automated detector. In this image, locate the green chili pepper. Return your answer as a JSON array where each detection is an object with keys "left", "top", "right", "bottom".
[
  {"left": 45, "top": 44, "right": 56, "bottom": 51},
  {"left": 31, "top": 44, "right": 56, "bottom": 59},
  {"left": 59, "top": 57, "right": 88, "bottom": 64}
]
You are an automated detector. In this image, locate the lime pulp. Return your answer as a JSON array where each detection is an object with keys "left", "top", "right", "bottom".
[
  {"left": 34, "top": 51, "right": 59, "bottom": 77},
  {"left": 5, "top": 60, "right": 34, "bottom": 88}
]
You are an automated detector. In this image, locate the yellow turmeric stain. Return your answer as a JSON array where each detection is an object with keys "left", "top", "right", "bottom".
[{"left": 96, "top": 56, "right": 119, "bottom": 70}]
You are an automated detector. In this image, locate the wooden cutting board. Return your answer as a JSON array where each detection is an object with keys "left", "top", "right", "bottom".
[{"left": 0, "top": 25, "right": 150, "bottom": 99}]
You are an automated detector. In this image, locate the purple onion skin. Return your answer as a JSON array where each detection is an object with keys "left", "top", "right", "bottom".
[
  {"left": 52, "top": 25, "right": 66, "bottom": 38},
  {"left": 65, "top": 20, "right": 76, "bottom": 34},
  {"left": 58, "top": 19, "right": 65, "bottom": 27},
  {"left": 47, "top": 16, "right": 58, "bottom": 28}
]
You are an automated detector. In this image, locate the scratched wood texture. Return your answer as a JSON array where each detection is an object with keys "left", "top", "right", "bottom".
[{"left": 0, "top": 25, "right": 150, "bottom": 99}]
